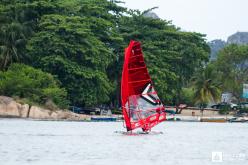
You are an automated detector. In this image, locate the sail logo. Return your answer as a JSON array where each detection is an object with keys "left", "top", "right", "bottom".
[{"left": 141, "top": 83, "right": 161, "bottom": 105}]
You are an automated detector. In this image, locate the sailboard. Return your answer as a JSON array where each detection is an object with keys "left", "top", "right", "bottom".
[{"left": 121, "top": 40, "right": 166, "bottom": 132}]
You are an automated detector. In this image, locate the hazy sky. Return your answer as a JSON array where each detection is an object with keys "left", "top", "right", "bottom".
[{"left": 121, "top": 0, "right": 248, "bottom": 41}]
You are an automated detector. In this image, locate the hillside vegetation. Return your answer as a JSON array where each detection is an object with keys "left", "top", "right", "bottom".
[{"left": 0, "top": 0, "right": 213, "bottom": 108}]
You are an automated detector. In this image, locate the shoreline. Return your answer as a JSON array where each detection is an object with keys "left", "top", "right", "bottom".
[
  {"left": 1, "top": 95, "right": 247, "bottom": 123},
  {"left": 0, "top": 115, "right": 243, "bottom": 123}
]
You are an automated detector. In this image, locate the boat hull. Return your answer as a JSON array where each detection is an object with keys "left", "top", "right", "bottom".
[
  {"left": 90, "top": 117, "right": 117, "bottom": 122},
  {"left": 200, "top": 118, "right": 226, "bottom": 123}
]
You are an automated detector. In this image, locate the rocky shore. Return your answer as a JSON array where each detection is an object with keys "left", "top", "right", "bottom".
[
  {"left": 0, "top": 96, "right": 90, "bottom": 121},
  {"left": 1, "top": 95, "right": 243, "bottom": 123}
]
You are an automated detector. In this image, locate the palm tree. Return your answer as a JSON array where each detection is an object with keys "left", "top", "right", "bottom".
[
  {"left": 0, "top": 22, "right": 26, "bottom": 70},
  {"left": 192, "top": 66, "right": 221, "bottom": 114}
]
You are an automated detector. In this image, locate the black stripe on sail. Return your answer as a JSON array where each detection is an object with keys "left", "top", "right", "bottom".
[{"left": 141, "top": 82, "right": 161, "bottom": 105}]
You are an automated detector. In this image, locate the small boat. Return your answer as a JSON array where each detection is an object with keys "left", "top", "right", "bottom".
[
  {"left": 229, "top": 117, "right": 248, "bottom": 123},
  {"left": 200, "top": 118, "right": 226, "bottom": 123},
  {"left": 121, "top": 40, "right": 166, "bottom": 132},
  {"left": 176, "top": 116, "right": 200, "bottom": 122},
  {"left": 166, "top": 117, "right": 181, "bottom": 121},
  {"left": 90, "top": 116, "right": 117, "bottom": 122}
]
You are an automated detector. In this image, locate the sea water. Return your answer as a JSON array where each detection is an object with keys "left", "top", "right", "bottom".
[{"left": 0, "top": 119, "right": 247, "bottom": 165}]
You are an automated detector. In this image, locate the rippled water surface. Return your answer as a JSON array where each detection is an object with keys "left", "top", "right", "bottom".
[{"left": 0, "top": 119, "right": 247, "bottom": 165}]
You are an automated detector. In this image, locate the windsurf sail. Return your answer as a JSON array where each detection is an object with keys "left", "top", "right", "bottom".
[{"left": 121, "top": 40, "right": 166, "bottom": 132}]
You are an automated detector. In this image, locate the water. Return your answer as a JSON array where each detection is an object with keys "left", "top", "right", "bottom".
[{"left": 0, "top": 119, "right": 247, "bottom": 165}]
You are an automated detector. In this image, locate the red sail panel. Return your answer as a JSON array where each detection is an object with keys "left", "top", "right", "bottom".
[{"left": 121, "top": 40, "right": 166, "bottom": 132}]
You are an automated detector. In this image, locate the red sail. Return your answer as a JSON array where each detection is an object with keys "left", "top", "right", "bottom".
[{"left": 121, "top": 40, "right": 166, "bottom": 132}]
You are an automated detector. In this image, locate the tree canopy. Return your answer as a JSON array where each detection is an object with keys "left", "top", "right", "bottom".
[
  {"left": 0, "top": 0, "right": 211, "bottom": 108},
  {"left": 214, "top": 44, "right": 248, "bottom": 100},
  {"left": 117, "top": 11, "right": 210, "bottom": 104},
  {"left": 191, "top": 65, "right": 221, "bottom": 105},
  {"left": 0, "top": 63, "right": 68, "bottom": 108}
]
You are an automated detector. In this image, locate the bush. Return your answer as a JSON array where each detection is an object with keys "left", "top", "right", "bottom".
[
  {"left": 0, "top": 63, "right": 69, "bottom": 109},
  {"left": 238, "top": 107, "right": 248, "bottom": 114},
  {"left": 219, "top": 104, "right": 231, "bottom": 115},
  {"left": 181, "top": 88, "right": 194, "bottom": 106},
  {"left": 112, "top": 108, "right": 122, "bottom": 115}
]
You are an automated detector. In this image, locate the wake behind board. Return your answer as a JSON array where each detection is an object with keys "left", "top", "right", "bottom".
[{"left": 114, "top": 130, "right": 163, "bottom": 136}]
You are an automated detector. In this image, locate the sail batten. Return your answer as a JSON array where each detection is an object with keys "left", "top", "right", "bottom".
[
  {"left": 121, "top": 40, "right": 166, "bottom": 132},
  {"left": 128, "top": 79, "right": 150, "bottom": 84},
  {"left": 128, "top": 66, "right": 146, "bottom": 71}
]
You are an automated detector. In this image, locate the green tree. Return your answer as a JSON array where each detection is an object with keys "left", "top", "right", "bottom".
[
  {"left": 180, "top": 87, "right": 195, "bottom": 106},
  {"left": 0, "top": 22, "right": 26, "bottom": 70},
  {"left": 117, "top": 10, "right": 210, "bottom": 104},
  {"left": 25, "top": 0, "right": 126, "bottom": 107},
  {"left": 0, "top": 63, "right": 69, "bottom": 108},
  {"left": 0, "top": 0, "right": 210, "bottom": 108},
  {"left": 27, "top": 14, "right": 113, "bottom": 106},
  {"left": 214, "top": 44, "right": 248, "bottom": 101},
  {"left": 1, "top": 0, "right": 124, "bottom": 107},
  {"left": 0, "top": 0, "right": 59, "bottom": 69},
  {"left": 191, "top": 65, "right": 221, "bottom": 106}
]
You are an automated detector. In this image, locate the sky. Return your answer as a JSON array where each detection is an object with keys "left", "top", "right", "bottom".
[{"left": 121, "top": 0, "right": 248, "bottom": 41}]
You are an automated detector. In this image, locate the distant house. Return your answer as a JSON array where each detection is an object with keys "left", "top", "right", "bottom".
[{"left": 221, "top": 92, "right": 232, "bottom": 103}]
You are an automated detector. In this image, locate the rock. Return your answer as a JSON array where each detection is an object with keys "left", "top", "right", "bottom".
[
  {"left": 0, "top": 96, "right": 13, "bottom": 104},
  {"left": 19, "top": 104, "right": 30, "bottom": 118},
  {"left": 0, "top": 96, "right": 22, "bottom": 117},
  {"left": 0, "top": 96, "right": 90, "bottom": 120},
  {"left": 54, "top": 110, "right": 69, "bottom": 119},
  {"left": 50, "top": 111, "right": 59, "bottom": 119},
  {"left": 63, "top": 112, "right": 89, "bottom": 120},
  {"left": 143, "top": 11, "right": 160, "bottom": 19},
  {"left": 208, "top": 31, "right": 248, "bottom": 61},
  {"left": 29, "top": 106, "right": 52, "bottom": 119},
  {"left": 227, "top": 32, "right": 248, "bottom": 45},
  {"left": 208, "top": 39, "right": 226, "bottom": 61},
  {"left": 50, "top": 110, "right": 72, "bottom": 120},
  {"left": 28, "top": 106, "right": 89, "bottom": 120}
]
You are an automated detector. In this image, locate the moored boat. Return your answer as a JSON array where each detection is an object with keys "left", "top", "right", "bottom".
[
  {"left": 228, "top": 117, "right": 248, "bottom": 123},
  {"left": 200, "top": 117, "right": 226, "bottom": 123},
  {"left": 90, "top": 116, "right": 117, "bottom": 122}
]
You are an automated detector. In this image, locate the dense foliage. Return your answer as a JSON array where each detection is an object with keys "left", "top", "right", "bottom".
[
  {"left": 0, "top": 0, "right": 211, "bottom": 108},
  {"left": 0, "top": 63, "right": 68, "bottom": 108},
  {"left": 191, "top": 65, "right": 221, "bottom": 106},
  {"left": 214, "top": 44, "right": 248, "bottom": 101},
  {"left": 115, "top": 10, "right": 210, "bottom": 105},
  {"left": 190, "top": 44, "right": 248, "bottom": 107}
]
